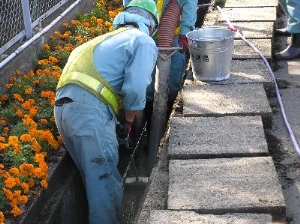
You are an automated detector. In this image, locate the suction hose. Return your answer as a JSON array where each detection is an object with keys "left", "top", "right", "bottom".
[{"left": 157, "top": 0, "right": 181, "bottom": 53}]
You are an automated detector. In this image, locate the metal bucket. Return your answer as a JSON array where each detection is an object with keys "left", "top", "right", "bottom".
[{"left": 186, "top": 27, "right": 235, "bottom": 81}]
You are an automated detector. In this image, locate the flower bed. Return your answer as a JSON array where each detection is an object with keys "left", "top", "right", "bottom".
[{"left": 0, "top": 0, "right": 123, "bottom": 222}]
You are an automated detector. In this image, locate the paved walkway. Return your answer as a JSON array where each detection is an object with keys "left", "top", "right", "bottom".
[{"left": 136, "top": 0, "right": 292, "bottom": 223}]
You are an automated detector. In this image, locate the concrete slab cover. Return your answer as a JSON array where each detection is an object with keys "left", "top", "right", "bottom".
[
  {"left": 182, "top": 83, "right": 272, "bottom": 117},
  {"left": 233, "top": 39, "right": 272, "bottom": 59},
  {"left": 149, "top": 210, "right": 273, "bottom": 224},
  {"left": 206, "top": 7, "right": 277, "bottom": 23},
  {"left": 168, "top": 116, "right": 269, "bottom": 159},
  {"left": 224, "top": 0, "right": 278, "bottom": 7},
  {"left": 168, "top": 157, "right": 286, "bottom": 213},
  {"left": 186, "top": 59, "right": 273, "bottom": 86},
  {"left": 204, "top": 22, "right": 274, "bottom": 39}
]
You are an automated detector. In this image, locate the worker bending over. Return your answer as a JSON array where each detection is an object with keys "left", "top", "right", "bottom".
[{"left": 54, "top": 0, "right": 159, "bottom": 223}]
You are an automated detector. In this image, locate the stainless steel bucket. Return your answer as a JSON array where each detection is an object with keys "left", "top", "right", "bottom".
[{"left": 186, "top": 27, "right": 235, "bottom": 81}]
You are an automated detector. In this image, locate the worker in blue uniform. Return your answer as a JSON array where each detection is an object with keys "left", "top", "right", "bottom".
[
  {"left": 53, "top": 0, "right": 159, "bottom": 223},
  {"left": 274, "top": 0, "right": 300, "bottom": 60}
]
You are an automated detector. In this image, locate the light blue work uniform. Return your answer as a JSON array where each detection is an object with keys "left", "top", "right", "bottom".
[
  {"left": 279, "top": 0, "right": 300, "bottom": 33},
  {"left": 54, "top": 27, "right": 157, "bottom": 224},
  {"left": 124, "top": 0, "right": 197, "bottom": 102}
]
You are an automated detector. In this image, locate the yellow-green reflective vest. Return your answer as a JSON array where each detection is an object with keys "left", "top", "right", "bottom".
[{"left": 56, "top": 28, "right": 129, "bottom": 114}]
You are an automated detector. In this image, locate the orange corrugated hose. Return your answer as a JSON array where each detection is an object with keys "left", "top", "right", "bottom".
[{"left": 157, "top": 0, "right": 181, "bottom": 53}]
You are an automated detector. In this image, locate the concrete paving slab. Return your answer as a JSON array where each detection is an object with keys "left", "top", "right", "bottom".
[
  {"left": 182, "top": 83, "right": 272, "bottom": 117},
  {"left": 168, "top": 116, "right": 269, "bottom": 159},
  {"left": 233, "top": 39, "right": 272, "bottom": 59},
  {"left": 149, "top": 210, "right": 273, "bottom": 224},
  {"left": 224, "top": 0, "right": 278, "bottom": 7},
  {"left": 168, "top": 157, "right": 286, "bottom": 215},
  {"left": 204, "top": 22, "right": 274, "bottom": 39},
  {"left": 185, "top": 59, "right": 273, "bottom": 86},
  {"left": 206, "top": 7, "right": 277, "bottom": 23}
]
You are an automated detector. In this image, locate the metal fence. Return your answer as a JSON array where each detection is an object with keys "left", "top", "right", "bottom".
[{"left": 0, "top": 0, "right": 73, "bottom": 56}]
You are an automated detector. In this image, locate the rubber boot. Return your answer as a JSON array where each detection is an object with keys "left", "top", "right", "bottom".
[
  {"left": 274, "top": 34, "right": 300, "bottom": 60},
  {"left": 275, "top": 27, "right": 291, "bottom": 37}
]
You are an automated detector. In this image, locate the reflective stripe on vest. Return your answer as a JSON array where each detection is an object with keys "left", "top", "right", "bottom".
[{"left": 57, "top": 71, "right": 122, "bottom": 114}]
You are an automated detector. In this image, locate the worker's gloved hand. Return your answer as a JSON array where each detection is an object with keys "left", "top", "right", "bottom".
[
  {"left": 213, "top": 0, "right": 227, "bottom": 8},
  {"left": 116, "top": 120, "right": 133, "bottom": 139},
  {"left": 178, "top": 35, "right": 189, "bottom": 53}
]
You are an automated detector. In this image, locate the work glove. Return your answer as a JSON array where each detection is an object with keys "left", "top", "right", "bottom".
[
  {"left": 213, "top": 0, "right": 227, "bottom": 9},
  {"left": 116, "top": 120, "right": 133, "bottom": 156},
  {"left": 116, "top": 120, "right": 132, "bottom": 139},
  {"left": 178, "top": 35, "right": 189, "bottom": 53}
]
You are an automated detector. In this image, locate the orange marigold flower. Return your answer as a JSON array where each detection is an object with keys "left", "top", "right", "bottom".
[
  {"left": 3, "top": 127, "right": 9, "bottom": 134},
  {"left": 35, "top": 153, "right": 45, "bottom": 163},
  {"left": 28, "top": 178, "right": 35, "bottom": 187},
  {"left": 62, "top": 22, "right": 69, "bottom": 28},
  {"left": 0, "top": 211, "right": 5, "bottom": 223},
  {"left": 105, "top": 21, "right": 112, "bottom": 27},
  {"left": 49, "top": 56, "right": 59, "bottom": 63},
  {"left": 21, "top": 182, "right": 29, "bottom": 193},
  {"left": 19, "top": 163, "right": 34, "bottom": 176},
  {"left": 15, "top": 70, "right": 22, "bottom": 75},
  {"left": 11, "top": 205, "right": 21, "bottom": 217},
  {"left": 18, "top": 195, "right": 28, "bottom": 204},
  {"left": 0, "top": 94, "right": 8, "bottom": 101},
  {"left": 43, "top": 44, "right": 51, "bottom": 51},
  {"left": 0, "top": 164, "right": 4, "bottom": 169},
  {"left": 5, "top": 84, "right": 13, "bottom": 88},
  {"left": 24, "top": 87, "right": 33, "bottom": 95},
  {"left": 0, "top": 119, "right": 6, "bottom": 125},
  {"left": 5, "top": 177, "right": 17, "bottom": 188},
  {"left": 40, "top": 119, "right": 48, "bottom": 125},
  {"left": 9, "top": 77, "right": 17, "bottom": 83},
  {"left": 71, "top": 20, "right": 78, "bottom": 25},
  {"left": 40, "top": 180, "right": 48, "bottom": 189},
  {"left": 31, "top": 139, "right": 41, "bottom": 153},
  {"left": 9, "top": 167, "right": 19, "bottom": 176},
  {"left": 8, "top": 136, "right": 18, "bottom": 145},
  {"left": 13, "top": 94, "right": 24, "bottom": 102},
  {"left": 20, "top": 134, "right": 32, "bottom": 142},
  {"left": 3, "top": 188, "right": 13, "bottom": 200}
]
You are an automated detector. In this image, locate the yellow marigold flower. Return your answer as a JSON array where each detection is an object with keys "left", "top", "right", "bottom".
[
  {"left": 11, "top": 205, "right": 21, "bottom": 217},
  {"left": 0, "top": 94, "right": 8, "bottom": 101},
  {"left": 43, "top": 44, "right": 51, "bottom": 51},
  {"left": 24, "top": 87, "right": 33, "bottom": 95},
  {"left": 21, "top": 182, "right": 29, "bottom": 193},
  {"left": 5, "top": 177, "right": 17, "bottom": 188},
  {"left": 20, "top": 134, "right": 32, "bottom": 142},
  {"left": 40, "top": 180, "right": 48, "bottom": 189},
  {"left": 18, "top": 195, "right": 28, "bottom": 204},
  {"left": 9, "top": 167, "right": 19, "bottom": 176},
  {"left": 0, "top": 211, "right": 5, "bottom": 223}
]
